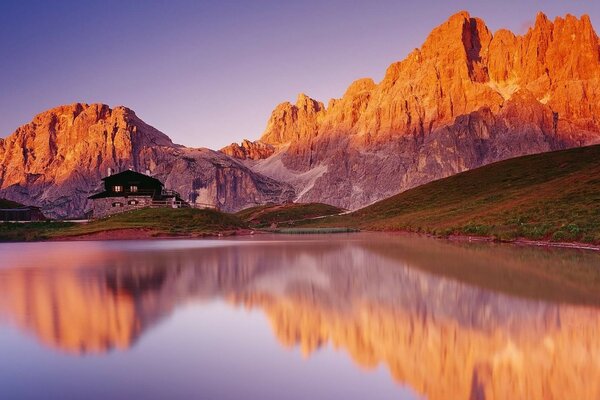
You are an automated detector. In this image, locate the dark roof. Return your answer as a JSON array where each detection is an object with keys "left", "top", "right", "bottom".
[
  {"left": 88, "top": 170, "right": 165, "bottom": 200},
  {"left": 101, "top": 170, "right": 164, "bottom": 187}
]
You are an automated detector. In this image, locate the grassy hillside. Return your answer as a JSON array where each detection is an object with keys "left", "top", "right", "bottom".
[
  {"left": 0, "top": 208, "right": 246, "bottom": 241},
  {"left": 301, "top": 144, "right": 600, "bottom": 244},
  {"left": 237, "top": 202, "right": 343, "bottom": 228},
  {"left": 0, "top": 203, "right": 343, "bottom": 242}
]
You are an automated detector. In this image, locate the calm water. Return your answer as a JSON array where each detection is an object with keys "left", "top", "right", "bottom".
[{"left": 1, "top": 233, "right": 600, "bottom": 400}]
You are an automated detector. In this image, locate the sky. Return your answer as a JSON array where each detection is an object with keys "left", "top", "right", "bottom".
[{"left": 1, "top": 0, "right": 598, "bottom": 149}]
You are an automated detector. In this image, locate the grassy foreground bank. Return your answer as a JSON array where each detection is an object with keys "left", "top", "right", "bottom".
[
  {"left": 300, "top": 144, "right": 600, "bottom": 245},
  {"left": 0, "top": 203, "right": 344, "bottom": 242},
  {"left": 2, "top": 145, "right": 599, "bottom": 245},
  {"left": 236, "top": 202, "right": 343, "bottom": 228},
  {"left": 0, "top": 208, "right": 246, "bottom": 241}
]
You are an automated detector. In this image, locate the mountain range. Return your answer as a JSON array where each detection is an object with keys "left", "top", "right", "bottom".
[
  {"left": 1, "top": 11, "right": 599, "bottom": 218},
  {"left": 0, "top": 104, "right": 293, "bottom": 218}
]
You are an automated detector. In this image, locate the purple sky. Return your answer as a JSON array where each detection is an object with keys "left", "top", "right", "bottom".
[{"left": 1, "top": 0, "right": 598, "bottom": 149}]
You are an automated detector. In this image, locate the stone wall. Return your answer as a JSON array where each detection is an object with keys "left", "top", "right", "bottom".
[{"left": 91, "top": 196, "right": 154, "bottom": 219}]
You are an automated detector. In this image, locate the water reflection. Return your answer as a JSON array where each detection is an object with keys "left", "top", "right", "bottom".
[{"left": 1, "top": 234, "right": 600, "bottom": 400}]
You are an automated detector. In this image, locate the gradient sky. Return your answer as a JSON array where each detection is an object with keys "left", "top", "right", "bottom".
[{"left": 1, "top": 0, "right": 598, "bottom": 149}]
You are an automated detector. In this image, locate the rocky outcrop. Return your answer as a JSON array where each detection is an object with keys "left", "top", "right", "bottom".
[
  {"left": 220, "top": 139, "right": 275, "bottom": 160},
  {"left": 260, "top": 93, "right": 326, "bottom": 145},
  {"left": 228, "top": 11, "right": 600, "bottom": 209},
  {"left": 0, "top": 104, "right": 293, "bottom": 218}
]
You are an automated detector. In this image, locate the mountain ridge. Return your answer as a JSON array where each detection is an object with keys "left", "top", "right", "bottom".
[
  {"left": 223, "top": 10, "right": 600, "bottom": 209},
  {"left": 0, "top": 103, "right": 293, "bottom": 218},
  {"left": 1, "top": 11, "right": 599, "bottom": 216}
]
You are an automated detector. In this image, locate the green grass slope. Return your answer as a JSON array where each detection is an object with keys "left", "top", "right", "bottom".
[
  {"left": 303, "top": 144, "right": 600, "bottom": 244},
  {"left": 0, "top": 208, "right": 246, "bottom": 242},
  {"left": 237, "top": 202, "right": 343, "bottom": 228}
]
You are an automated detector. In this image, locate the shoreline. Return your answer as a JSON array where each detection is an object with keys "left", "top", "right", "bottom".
[
  {"left": 48, "top": 228, "right": 258, "bottom": 242},
  {"left": 438, "top": 232, "right": 600, "bottom": 252},
  {"left": 380, "top": 230, "right": 600, "bottom": 252},
  {"left": 41, "top": 227, "right": 600, "bottom": 252}
]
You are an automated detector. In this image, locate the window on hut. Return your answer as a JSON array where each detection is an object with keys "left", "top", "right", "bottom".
[
  {"left": 112, "top": 202, "right": 124, "bottom": 207},
  {"left": 128, "top": 200, "right": 138, "bottom": 205},
  {"left": 113, "top": 185, "right": 123, "bottom": 193},
  {"left": 130, "top": 185, "right": 138, "bottom": 193}
]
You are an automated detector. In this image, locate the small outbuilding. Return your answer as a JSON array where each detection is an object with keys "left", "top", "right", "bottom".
[
  {"left": 0, "top": 199, "right": 46, "bottom": 222},
  {"left": 88, "top": 170, "right": 188, "bottom": 218}
]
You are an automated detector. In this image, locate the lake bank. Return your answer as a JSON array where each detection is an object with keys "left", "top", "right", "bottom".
[
  {"left": 37, "top": 225, "right": 600, "bottom": 252},
  {"left": 1, "top": 200, "right": 599, "bottom": 253}
]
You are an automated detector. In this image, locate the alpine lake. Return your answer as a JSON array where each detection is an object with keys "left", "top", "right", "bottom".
[{"left": 1, "top": 233, "right": 600, "bottom": 400}]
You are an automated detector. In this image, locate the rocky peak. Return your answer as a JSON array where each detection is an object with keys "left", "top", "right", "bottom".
[
  {"left": 220, "top": 139, "right": 275, "bottom": 160},
  {"left": 295, "top": 93, "right": 324, "bottom": 112},
  {"left": 343, "top": 78, "right": 376, "bottom": 97},
  {"left": 260, "top": 94, "right": 326, "bottom": 145},
  {"left": 521, "top": 13, "right": 599, "bottom": 81},
  {"left": 533, "top": 11, "right": 552, "bottom": 31},
  {"left": 419, "top": 11, "right": 492, "bottom": 82}
]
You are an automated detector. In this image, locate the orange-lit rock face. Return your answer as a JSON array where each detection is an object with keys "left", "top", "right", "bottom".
[
  {"left": 234, "top": 11, "right": 600, "bottom": 209},
  {"left": 259, "top": 11, "right": 599, "bottom": 145},
  {"left": 261, "top": 94, "right": 327, "bottom": 145},
  {"left": 220, "top": 139, "right": 275, "bottom": 160},
  {"left": 0, "top": 104, "right": 294, "bottom": 218},
  {"left": 0, "top": 103, "right": 172, "bottom": 189},
  {"left": 1, "top": 236, "right": 600, "bottom": 399}
]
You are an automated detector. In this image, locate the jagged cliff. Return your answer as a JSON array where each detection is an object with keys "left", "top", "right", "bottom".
[
  {"left": 228, "top": 12, "right": 600, "bottom": 209},
  {"left": 2, "top": 11, "right": 598, "bottom": 216},
  {"left": 220, "top": 139, "right": 275, "bottom": 160},
  {"left": 0, "top": 103, "right": 293, "bottom": 218}
]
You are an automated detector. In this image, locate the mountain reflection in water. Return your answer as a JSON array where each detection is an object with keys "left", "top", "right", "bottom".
[{"left": 1, "top": 234, "right": 600, "bottom": 400}]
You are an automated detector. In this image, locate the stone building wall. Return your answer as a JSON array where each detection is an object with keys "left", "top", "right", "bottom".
[{"left": 91, "top": 196, "right": 155, "bottom": 219}]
